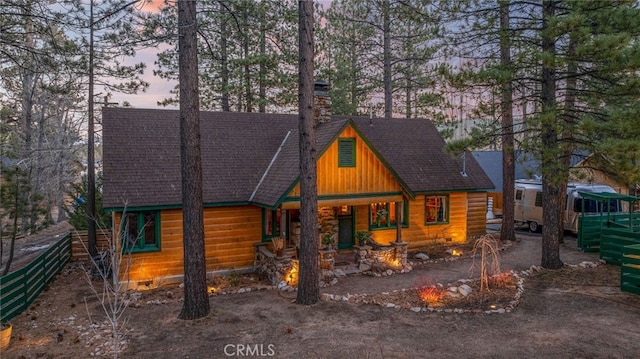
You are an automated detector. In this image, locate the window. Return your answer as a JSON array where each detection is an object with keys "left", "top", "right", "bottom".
[
  {"left": 369, "top": 202, "right": 408, "bottom": 229},
  {"left": 122, "top": 211, "right": 160, "bottom": 253},
  {"left": 573, "top": 198, "right": 620, "bottom": 213},
  {"left": 338, "top": 138, "right": 356, "bottom": 167},
  {"left": 425, "top": 195, "right": 448, "bottom": 224},
  {"left": 263, "top": 208, "right": 282, "bottom": 240},
  {"left": 515, "top": 189, "right": 523, "bottom": 201},
  {"left": 534, "top": 192, "right": 543, "bottom": 207}
]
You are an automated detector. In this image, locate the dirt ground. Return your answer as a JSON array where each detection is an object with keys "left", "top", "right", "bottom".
[{"left": 3, "top": 229, "right": 640, "bottom": 359}]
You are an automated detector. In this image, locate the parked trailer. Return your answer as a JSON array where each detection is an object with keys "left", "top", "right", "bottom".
[{"left": 514, "top": 179, "right": 622, "bottom": 233}]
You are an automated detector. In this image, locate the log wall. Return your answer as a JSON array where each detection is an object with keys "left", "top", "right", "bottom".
[
  {"left": 117, "top": 206, "right": 262, "bottom": 288},
  {"left": 467, "top": 192, "right": 488, "bottom": 237},
  {"left": 354, "top": 193, "right": 471, "bottom": 248}
]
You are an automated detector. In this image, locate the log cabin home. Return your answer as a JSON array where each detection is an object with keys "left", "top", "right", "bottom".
[{"left": 102, "top": 84, "right": 493, "bottom": 287}]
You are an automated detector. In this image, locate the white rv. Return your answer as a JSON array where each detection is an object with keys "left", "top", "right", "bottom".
[{"left": 514, "top": 179, "right": 622, "bottom": 233}]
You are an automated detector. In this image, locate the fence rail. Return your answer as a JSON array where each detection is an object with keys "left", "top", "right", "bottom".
[
  {"left": 578, "top": 213, "right": 640, "bottom": 252},
  {"left": 622, "top": 244, "right": 640, "bottom": 295},
  {"left": 0, "top": 233, "right": 72, "bottom": 323}
]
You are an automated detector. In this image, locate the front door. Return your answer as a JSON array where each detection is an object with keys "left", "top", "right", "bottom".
[{"left": 337, "top": 206, "right": 354, "bottom": 249}]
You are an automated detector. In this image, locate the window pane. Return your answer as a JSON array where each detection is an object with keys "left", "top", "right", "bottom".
[
  {"left": 265, "top": 210, "right": 273, "bottom": 236},
  {"left": 426, "top": 196, "right": 447, "bottom": 223},
  {"left": 379, "top": 203, "right": 387, "bottom": 225},
  {"left": 143, "top": 212, "right": 156, "bottom": 245},
  {"left": 438, "top": 197, "right": 447, "bottom": 222},
  {"left": 426, "top": 197, "right": 439, "bottom": 222},
  {"left": 534, "top": 192, "right": 543, "bottom": 207},
  {"left": 389, "top": 202, "right": 396, "bottom": 225},
  {"left": 126, "top": 213, "right": 139, "bottom": 247},
  {"left": 370, "top": 204, "right": 376, "bottom": 224}
]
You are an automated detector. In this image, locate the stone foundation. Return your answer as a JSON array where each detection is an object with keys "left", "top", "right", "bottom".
[
  {"left": 254, "top": 243, "right": 297, "bottom": 286},
  {"left": 254, "top": 242, "right": 337, "bottom": 287},
  {"left": 355, "top": 241, "right": 409, "bottom": 272}
]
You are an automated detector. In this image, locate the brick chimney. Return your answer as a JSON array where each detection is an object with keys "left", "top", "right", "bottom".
[{"left": 314, "top": 81, "right": 331, "bottom": 125}]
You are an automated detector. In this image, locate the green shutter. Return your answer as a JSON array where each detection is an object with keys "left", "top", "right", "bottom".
[{"left": 338, "top": 138, "right": 356, "bottom": 167}]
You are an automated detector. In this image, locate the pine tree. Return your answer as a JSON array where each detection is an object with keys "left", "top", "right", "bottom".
[
  {"left": 177, "top": 0, "right": 209, "bottom": 320},
  {"left": 445, "top": 0, "right": 640, "bottom": 267},
  {"left": 296, "top": 0, "right": 320, "bottom": 306},
  {"left": 152, "top": 0, "right": 298, "bottom": 112}
]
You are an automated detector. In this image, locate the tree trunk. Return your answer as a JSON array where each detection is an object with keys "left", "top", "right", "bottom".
[
  {"left": 87, "top": 0, "right": 98, "bottom": 258},
  {"left": 178, "top": 0, "right": 210, "bottom": 320},
  {"left": 220, "top": 5, "right": 230, "bottom": 112},
  {"left": 1, "top": 178, "right": 21, "bottom": 276},
  {"left": 558, "top": 36, "right": 577, "bottom": 243},
  {"left": 499, "top": 0, "right": 516, "bottom": 242},
  {"left": 243, "top": 8, "right": 253, "bottom": 113},
  {"left": 350, "top": 35, "right": 358, "bottom": 115},
  {"left": 296, "top": 0, "right": 319, "bottom": 306},
  {"left": 259, "top": 6, "right": 267, "bottom": 113},
  {"left": 383, "top": 0, "right": 392, "bottom": 119},
  {"left": 540, "top": 0, "right": 563, "bottom": 269}
]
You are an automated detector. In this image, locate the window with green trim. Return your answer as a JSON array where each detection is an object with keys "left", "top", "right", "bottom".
[
  {"left": 369, "top": 202, "right": 408, "bottom": 230},
  {"left": 262, "top": 208, "right": 281, "bottom": 241},
  {"left": 338, "top": 138, "right": 356, "bottom": 167},
  {"left": 122, "top": 211, "right": 160, "bottom": 253},
  {"left": 425, "top": 195, "right": 448, "bottom": 224}
]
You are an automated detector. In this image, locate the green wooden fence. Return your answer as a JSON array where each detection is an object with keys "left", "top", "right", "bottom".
[
  {"left": 600, "top": 226, "right": 640, "bottom": 265},
  {"left": 578, "top": 213, "right": 640, "bottom": 252},
  {"left": 0, "top": 233, "right": 71, "bottom": 323},
  {"left": 622, "top": 244, "right": 640, "bottom": 295},
  {"left": 577, "top": 215, "right": 605, "bottom": 252}
]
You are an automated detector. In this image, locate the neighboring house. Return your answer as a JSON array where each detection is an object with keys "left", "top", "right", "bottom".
[
  {"left": 569, "top": 154, "right": 629, "bottom": 195},
  {"left": 102, "top": 88, "right": 493, "bottom": 287}
]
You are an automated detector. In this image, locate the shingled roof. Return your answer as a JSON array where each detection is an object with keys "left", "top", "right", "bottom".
[
  {"left": 347, "top": 116, "right": 494, "bottom": 193},
  {"left": 102, "top": 108, "right": 492, "bottom": 210}
]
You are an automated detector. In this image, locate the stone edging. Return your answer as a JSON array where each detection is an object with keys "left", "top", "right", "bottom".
[{"left": 319, "top": 260, "right": 603, "bottom": 315}]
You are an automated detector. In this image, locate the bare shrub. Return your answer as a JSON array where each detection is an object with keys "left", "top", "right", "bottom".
[
  {"left": 470, "top": 233, "right": 501, "bottom": 292},
  {"left": 78, "top": 208, "right": 136, "bottom": 359}
]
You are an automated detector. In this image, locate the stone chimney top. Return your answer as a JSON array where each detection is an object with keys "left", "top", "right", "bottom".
[{"left": 314, "top": 81, "right": 331, "bottom": 125}]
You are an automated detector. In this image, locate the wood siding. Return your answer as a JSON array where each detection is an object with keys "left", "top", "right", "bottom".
[
  {"left": 467, "top": 192, "right": 488, "bottom": 237},
  {"left": 71, "top": 230, "right": 113, "bottom": 261},
  {"left": 118, "top": 206, "right": 262, "bottom": 287},
  {"left": 288, "top": 126, "right": 402, "bottom": 198},
  {"left": 354, "top": 193, "right": 470, "bottom": 247},
  {"left": 570, "top": 160, "right": 629, "bottom": 195}
]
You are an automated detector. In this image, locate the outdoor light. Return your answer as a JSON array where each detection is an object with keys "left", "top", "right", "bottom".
[
  {"left": 285, "top": 260, "right": 299, "bottom": 286},
  {"left": 208, "top": 286, "right": 219, "bottom": 294}
]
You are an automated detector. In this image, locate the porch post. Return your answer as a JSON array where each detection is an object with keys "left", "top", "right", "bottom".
[{"left": 395, "top": 200, "right": 403, "bottom": 243}]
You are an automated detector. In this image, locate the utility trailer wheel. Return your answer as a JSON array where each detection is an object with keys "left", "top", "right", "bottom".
[{"left": 528, "top": 221, "right": 541, "bottom": 233}]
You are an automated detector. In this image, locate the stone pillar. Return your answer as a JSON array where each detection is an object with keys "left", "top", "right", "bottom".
[
  {"left": 319, "top": 248, "right": 336, "bottom": 270},
  {"left": 354, "top": 244, "right": 372, "bottom": 271},
  {"left": 390, "top": 241, "right": 408, "bottom": 267}
]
